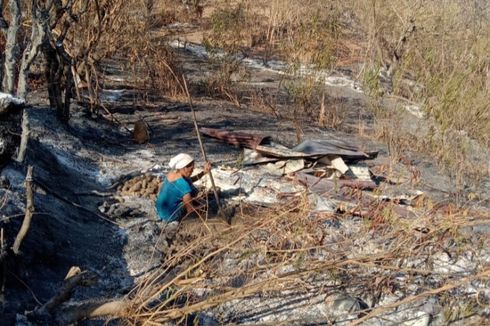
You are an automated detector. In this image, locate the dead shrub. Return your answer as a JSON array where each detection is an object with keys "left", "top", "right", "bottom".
[{"left": 122, "top": 196, "right": 489, "bottom": 325}]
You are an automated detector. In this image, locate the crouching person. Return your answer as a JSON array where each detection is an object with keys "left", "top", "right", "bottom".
[{"left": 156, "top": 153, "right": 211, "bottom": 226}]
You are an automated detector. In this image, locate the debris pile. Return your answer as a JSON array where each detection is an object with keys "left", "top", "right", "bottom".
[{"left": 198, "top": 128, "right": 381, "bottom": 213}]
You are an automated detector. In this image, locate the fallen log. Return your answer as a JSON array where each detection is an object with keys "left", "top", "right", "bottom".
[
  {"left": 27, "top": 266, "right": 128, "bottom": 325},
  {"left": 40, "top": 267, "right": 97, "bottom": 313},
  {"left": 54, "top": 299, "right": 129, "bottom": 325}
]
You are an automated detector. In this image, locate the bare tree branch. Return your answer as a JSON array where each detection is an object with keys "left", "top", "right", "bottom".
[{"left": 12, "top": 166, "right": 34, "bottom": 255}]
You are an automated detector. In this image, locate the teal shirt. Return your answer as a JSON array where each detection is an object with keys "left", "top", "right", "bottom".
[{"left": 156, "top": 176, "right": 196, "bottom": 222}]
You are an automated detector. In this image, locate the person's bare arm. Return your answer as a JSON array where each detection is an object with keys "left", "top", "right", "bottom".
[
  {"left": 191, "top": 162, "right": 212, "bottom": 182},
  {"left": 182, "top": 193, "right": 195, "bottom": 215}
]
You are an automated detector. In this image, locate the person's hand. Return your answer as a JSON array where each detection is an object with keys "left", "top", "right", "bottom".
[{"left": 203, "top": 162, "right": 212, "bottom": 174}]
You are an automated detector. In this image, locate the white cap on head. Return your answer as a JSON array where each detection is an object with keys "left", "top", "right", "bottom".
[{"left": 169, "top": 153, "right": 194, "bottom": 170}]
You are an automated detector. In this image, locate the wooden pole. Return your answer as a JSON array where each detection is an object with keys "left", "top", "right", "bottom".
[{"left": 182, "top": 76, "right": 222, "bottom": 211}]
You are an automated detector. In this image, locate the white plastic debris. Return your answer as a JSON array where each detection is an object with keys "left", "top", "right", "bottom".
[
  {"left": 348, "top": 164, "right": 372, "bottom": 181},
  {"left": 318, "top": 156, "right": 349, "bottom": 174}
]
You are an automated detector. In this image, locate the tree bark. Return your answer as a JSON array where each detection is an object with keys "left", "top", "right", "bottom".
[
  {"left": 0, "top": 0, "right": 8, "bottom": 86},
  {"left": 45, "top": 44, "right": 66, "bottom": 119},
  {"left": 2, "top": 0, "right": 21, "bottom": 94},
  {"left": 17, "top": 0, "right": 46, "bottom": 100}
]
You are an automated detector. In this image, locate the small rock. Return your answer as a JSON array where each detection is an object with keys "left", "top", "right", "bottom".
[
  {"left": 324, "top": 292, "right": 368, "bottom": 321},
  {"left": 98, "top": 201, "right": 110, "bottom": 213},
  {"left": 133, "top": 119, "right": 150, "bottom": 144}
]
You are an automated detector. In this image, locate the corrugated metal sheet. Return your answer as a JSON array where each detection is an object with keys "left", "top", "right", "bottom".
[{"left": 200, "top": 128, "right": 270, "bottom": 149}]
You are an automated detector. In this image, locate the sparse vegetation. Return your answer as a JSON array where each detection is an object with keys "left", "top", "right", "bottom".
[
  {"left": 1, "top": 0, "right": 489, "bottom": 325},
  {"left": 355, "top": 0, "right": 490, "bottom": 187},
  {"left": 124, "top": 199, "right": 489, "bottom": 325},
  {"left": 198, "top": 0, "right": 489, "bottom": 188}
]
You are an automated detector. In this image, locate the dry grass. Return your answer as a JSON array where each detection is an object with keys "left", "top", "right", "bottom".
[
  {"left": 120, "top": 194, "right": 489, "bottom": 325},
  {"left": 194, "top": 0, "right": 490, "bottom": 188},
  {"left": 355, "top": 0, "right": 490, "bottom": 186}
]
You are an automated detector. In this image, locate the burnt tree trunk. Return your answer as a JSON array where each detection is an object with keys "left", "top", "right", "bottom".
[
  {"left": 2, "top": 0, "right": 20, "bottom": 94},
  {"left": 17, "top": 0, "right": 46, "bottom": 100},
  {"left": 44, "top": 44, "right": 72, "bottom": 123},
  {"left": 45, "top": 44, "right": 63, "bottom": 117},
  {"left": 0, "top": 0, "right": 9, "bottom": 86}
]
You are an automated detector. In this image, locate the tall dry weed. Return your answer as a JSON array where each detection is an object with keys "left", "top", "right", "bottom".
[{"left": 355, "top": 0, "right": 490, "bottom": 186}]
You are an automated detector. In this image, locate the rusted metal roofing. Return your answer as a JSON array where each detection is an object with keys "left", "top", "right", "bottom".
[
  {"left": 201, "top": 128, "right": 378, "bottom": 161},
  {"left": 200, "top": 128, "right": 271, "bottom": 149}
]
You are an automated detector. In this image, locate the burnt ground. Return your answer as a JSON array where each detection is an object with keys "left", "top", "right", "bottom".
[{"left": 1, "top": 35, "right": 489, "bottom": 325}]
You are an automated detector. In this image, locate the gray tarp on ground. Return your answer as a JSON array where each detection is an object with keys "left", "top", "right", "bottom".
[{"left": 292, "top": 140, "right": 378, "bottom": 161}]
